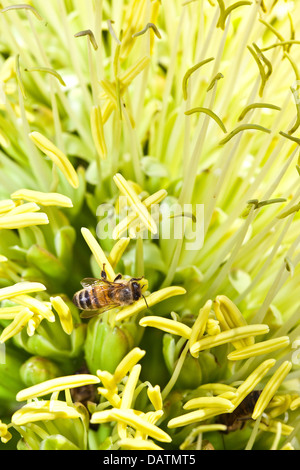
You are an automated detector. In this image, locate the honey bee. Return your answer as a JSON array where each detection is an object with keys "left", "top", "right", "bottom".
[
  {"left": 217, "top": 390, "right": 262, "bottom": 433},
  {"left": 72, "top": 264, "right": 148, "bottom": 318}
]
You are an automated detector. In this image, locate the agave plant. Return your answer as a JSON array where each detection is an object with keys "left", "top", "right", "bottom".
[{"left": 0, "top": 0, "right": 299, "bottom": 451}]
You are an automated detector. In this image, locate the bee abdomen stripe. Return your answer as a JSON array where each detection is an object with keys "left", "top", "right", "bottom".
[
  {"left": 92, "top": 286, "right": 101, "bottom": 308},
  {"left": 79, "top": 291, "right": 87, "bottom": 309}
]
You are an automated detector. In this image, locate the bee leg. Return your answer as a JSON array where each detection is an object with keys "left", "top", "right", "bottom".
[
  {"left": 130, "top": 277, "right": 143, "bottom": 281},
  {"left": 101, "top": 263, "right": 107, "bottom": 280},
  {"left": 114, "top": 273, "right": 122, "bottom": 281}
]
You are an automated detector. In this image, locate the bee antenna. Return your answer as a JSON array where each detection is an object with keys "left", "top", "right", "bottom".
[{"left": 142, "top": 294, "right": 149, "bottom": 309}]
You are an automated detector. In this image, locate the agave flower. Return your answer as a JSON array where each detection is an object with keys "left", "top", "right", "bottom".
[{"left": 0, "top": 0, "right": 299, "bottom": 451}]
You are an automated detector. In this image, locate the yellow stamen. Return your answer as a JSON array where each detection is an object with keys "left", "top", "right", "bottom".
[
  {"left": 113, "top": 347, "right": 146, "bottom": 384},
  {"left": 180, "top": 424, "right": 227, "bottom": 450},
  {"left": 16, "top": 374, "right": 100, "bottom": 401},
  {"left": 190, "top": 324, "right": 269, "bottom": 356},
  {"left": 0, "top": 212, "right": 49, "bottom": 229},
  {"left": 108, "top": 238, "right": 131, "bottom": 268},
  {"left": 205, "top": 318, "right": 221, "bottom": 336},
  {"left": 227, "top": 336, "right": 290, "bottom": 361},
  {"left": 11, "top": 189, "right": 73, "bottom": 208},
  {"left": 97, "top": 387, "right": 121, "bottom": 408},
  {"left": 12, "top": 294, "right": 55, "bottom": 323},
  {"left": 0, "top": 282, "right": 46, "bottom": 302},
  {"left": 259, "top": 419, "right": 294, "bottom": 436},
  {"left": 198, "top": 383, "right": 237, "bottom": 394},
  {"left": 113, "top": 173, "right": 157, "bottom": 235},
  {"left": 0, "top": 306, "right": 25, "bottom": 319},
  {"left": 90, "top": 105, "right": 107, "bottom": 160},
  {"left": 0, "top": 308, "right": 33, "bottom": 343},
  {"left": 147, "top": 385, "right": 163, "bottom": 411},
  {"left": 120, "top": 364, "right": 141, "bottom": 410},
  {"left": 118, "top": 364, "right": 141, "bottom": 439},
  {"left": 189, "top": 300, "right": 212, "bottom": 355},
  {"left": 6, "top": 202, "right": 41, "bottom": 215},
  {"left": 112, "top": 189, "right": 167, "bottom": 240},
  {"left": 0, "top": 420, "right": 12, "bottom": 443},
  {"left": 115, "top": 286, "right": 186, "bottom": 322},
  {"left": 231, "top": 359, "right": 276, "bottom": 408},
  {"left": 26, "top": 314, "right": 43, "bottom": 336},
  {"left": 50, "top": 296, "right": 73, "bottom": 335},
  {"left": 168, "top": 406, "right": 233, "bottom": 429},
  {"left": 290, "top": 397, "right": 300, "bottom": 411},
  {"left": 97, "top": 370, "right": 117, "bottom": 393},
  {"left": 29, "top": 131, "right": 79, "bottom": 189},
  {"left": 11, "top": 400, "right": 81, "bottom": 425},
  {"left": 81, "top": 227, "right": 116, "bottom": 281},
  {"left": 91, "top": 408, "right": 172, "bottom": 443},
  {"left": 139, "top": 316, "right": 192, "bottom": 339},
  {"left": 119, "top": 56, "right": 151, "bottom": 89},
  {"left": 0, "top": 199, "right": 16, "bottom": 214},
  {"left": 118, "top": 438, "right": 163, "bottom": 450},
  {"left": 214, "top": 295, "right": 253, "bottom": 348},
  {"left": 183, "top": 396, "right": 235, "bottom": 410},
  {"left": 252, "top": 361, "right": 293, "bottom": 419}
]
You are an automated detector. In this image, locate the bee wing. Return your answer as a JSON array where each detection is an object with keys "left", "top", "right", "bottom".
[
  {"left": 80, "top": 277, "right": 102, "bottom": 288},
  {"left": 80, "top": 303, "right": 120, "bottom": 319}
]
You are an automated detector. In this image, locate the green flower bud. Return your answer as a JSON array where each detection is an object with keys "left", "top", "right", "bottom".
[
  {"left": 54, "top": 226, "right": 76, "bottom": 268},
  {"left": 26, "top": 245, "right": 68, "bottom": 283},
  {"left": 14, "top": 320, "right": 86, "bottom": 371},
  {"left": 0, "top": 345, "right": 25, "bottom": 412},
  {"left": 84, "top": 318, "right": 132, "bottom": 375},
  {"left": 20, "top": 356, "right": 63, "bottom": 387},
  {"left": 88, "top": 423, "right": 112, "bottom": 450},
  {"left": 40, "top": 435, "right": 80, "bottom": 450},
  {"left": 176, "top": 353, "right": 203, "bottom": 389}
]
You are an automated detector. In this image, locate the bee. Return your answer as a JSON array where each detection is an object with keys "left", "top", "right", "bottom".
[
  {"left": 72, "top": 264, "right": 148, "bottom": 318},
  {"left": 217, "top": 390, "right": 262, "bottom": 433}
]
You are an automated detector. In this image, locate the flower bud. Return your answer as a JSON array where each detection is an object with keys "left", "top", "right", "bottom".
[
  {"left": 0, "top": 345, "right": 25, "bottom": 411},
  {"left": 84, "top": 318, "right": 133, "bottom": 375},
  {"left": 20, "top": 356, "right": 63, "bottom": 387}
]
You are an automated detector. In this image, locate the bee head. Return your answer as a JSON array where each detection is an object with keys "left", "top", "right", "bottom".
[{"left": 131, "top": 281, "right": 142, "bottom": 301}]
